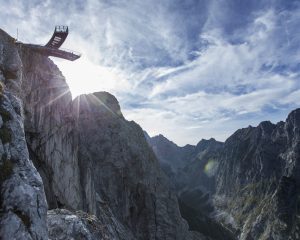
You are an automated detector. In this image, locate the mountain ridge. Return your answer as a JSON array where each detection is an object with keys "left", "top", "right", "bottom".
[{"left": 148, "top": 108, "right": 300, "bottom": 239}]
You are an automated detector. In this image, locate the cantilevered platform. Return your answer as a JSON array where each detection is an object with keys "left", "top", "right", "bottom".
[
  {"left": 22, "top": 26, "right": 81, "bottom": 61},
  {"left": 24, "top": 44, "right": 81, "bottom": 61}
]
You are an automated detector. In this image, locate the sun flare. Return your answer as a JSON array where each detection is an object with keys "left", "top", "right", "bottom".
[{"left": 53, "top": 56, "right": 124, "bottom": 99}]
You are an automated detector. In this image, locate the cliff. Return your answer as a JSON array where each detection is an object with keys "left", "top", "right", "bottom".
[
  {"left": 214, "top": 115, "right": 300, "bottom": 239},
  {"left": 0, "top": 29, "right": 204, "bottom": 239},
  {"left": 0, "top": 29, "right": 48, "bottom": 240}
]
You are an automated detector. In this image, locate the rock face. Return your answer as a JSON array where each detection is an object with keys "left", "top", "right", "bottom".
[
  {"left": 74, "top": 92, "right": 200, "bottom": 239},
  {"left": 0, "top": 29, "right": 48, "bottom": 240},
  {"left": 0, "top": 29, "right": 204, "bottom": 239},
  {"left": 214, "top": 115, "right": 300, "bottom": 239},
  {"left": 20, "top": 45, "right": 82, "bottom": 210},
  {"left": 47, "top": 208, "right": 134, "bottom": 240}
]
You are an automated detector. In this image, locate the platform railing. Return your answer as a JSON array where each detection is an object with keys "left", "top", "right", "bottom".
[
  {"left": 58, "top": 47, "right": 82, "bottom": 57},
  {"left": 20, "top": 26, "right": 80, "bottom": 61},
  {"left": 55, "top": 26, "right": 68, "bottom": 32}
]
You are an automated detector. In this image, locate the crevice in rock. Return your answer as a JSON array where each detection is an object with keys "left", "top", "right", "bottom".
[
  {"left": 12, "top": 208, "right": 31, "bottom": 229},
  {"left": 26, "top": 141, "right": 58, "bottom": 209}
]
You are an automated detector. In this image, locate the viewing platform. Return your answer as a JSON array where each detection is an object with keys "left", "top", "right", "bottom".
[{"left": 22, "top": 26, "right": 81, "bottom": 61}]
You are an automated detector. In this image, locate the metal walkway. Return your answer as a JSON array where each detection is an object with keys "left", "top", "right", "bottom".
[
  {"left": 22, "top": 26, "right": 81, "bottom": 61},
  {"left": 45, "top": 26, "right": 69, "bottom": 49},
  {"left": 24, "top": 44, "right": 81, "bottom": 61}
]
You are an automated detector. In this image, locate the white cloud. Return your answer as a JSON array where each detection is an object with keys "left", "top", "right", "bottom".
[{"left": 121, "top": 7, "right": 300, "bottom": 145}]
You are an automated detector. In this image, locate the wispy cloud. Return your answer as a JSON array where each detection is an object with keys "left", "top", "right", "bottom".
[{"left": 1, "top": 0, "right": 300, "bottom": 145}]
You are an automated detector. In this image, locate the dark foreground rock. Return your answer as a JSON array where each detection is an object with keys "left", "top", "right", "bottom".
[
  {"left": 74, "top": 92, "right": 201, "bottom": 239},
  {"left": 48, "top": 208, "right": 135, "bottom": 240},
  {"left": 0, "top": 29, "right": 48, "bottom": 240}
]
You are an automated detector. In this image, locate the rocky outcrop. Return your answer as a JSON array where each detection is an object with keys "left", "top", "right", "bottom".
[
  {"left": 48, "top": 208, "right": 135, "bottom": 240},
  {"left": 75, "top": 92, "right": 202, "bottom": 239},
  {"left": 0, "top": 29, "right": 48, "bottom": 240},
  {"left": 19, "top": 45, "right": 82, "bottom": 210}
]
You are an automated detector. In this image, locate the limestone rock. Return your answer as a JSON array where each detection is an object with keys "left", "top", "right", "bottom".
[
  {"left": 48, "top": 208, "right": 135, "bottom": 240},
  {"left": 0, "top": 29, "right": 48, "bottom": 240},
  {"left": 74, "top": 92, "right": 202, "bottom": 239},
  {"left": 20, "top": 45, "right": 82, "bottom": 210}
]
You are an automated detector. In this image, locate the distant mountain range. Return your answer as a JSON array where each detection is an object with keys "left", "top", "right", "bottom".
[{"left": 146, "top": 109, "right": 300, "bottom": 239}]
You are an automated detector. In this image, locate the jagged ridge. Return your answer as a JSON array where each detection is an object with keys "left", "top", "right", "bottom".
[{"left": 148, "top": 111, "right": 300, "bottom": 240}]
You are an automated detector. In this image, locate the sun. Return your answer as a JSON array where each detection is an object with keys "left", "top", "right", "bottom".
[{"left": 53, "top": 56, "right": 124, "bottom": 99}]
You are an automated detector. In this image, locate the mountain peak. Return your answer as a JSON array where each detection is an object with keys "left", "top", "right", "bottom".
[
  {"left": 286, "top": 108, "right": 300, "bottom": 126},
  {"left": 73, "top": 91, "right": 123, "bottom": 117}
]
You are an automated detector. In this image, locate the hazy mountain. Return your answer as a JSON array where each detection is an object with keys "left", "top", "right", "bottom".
[
  {"left": 148, "top": 113, "right": 300, "bottom": 239},
  {"left": 147, "top": 135, "right": 234, "bottom": 239}
]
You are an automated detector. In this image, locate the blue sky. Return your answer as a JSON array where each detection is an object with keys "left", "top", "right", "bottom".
[{"left": 1, "top": 0, "right": 300, "bottom": 145}]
